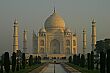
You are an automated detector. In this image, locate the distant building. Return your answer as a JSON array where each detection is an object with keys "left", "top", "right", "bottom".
[{"left": 33, "top": 10, "right": 77, "bottom": 58}]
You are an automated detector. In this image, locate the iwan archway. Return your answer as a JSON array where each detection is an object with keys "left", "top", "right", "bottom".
[{"left": 50, "top": 39, "right": 60, "bottom": 54}]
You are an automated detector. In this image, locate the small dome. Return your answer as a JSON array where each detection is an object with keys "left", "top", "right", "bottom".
[
  {"left": 39, "top": 28, "right": 46, "bottom": 33},
  {"left": 44, "top": 12, "right": 65, "bottom": 30},
  {"left": 64, "top": 28, "right": 71, "bottom": 32}
]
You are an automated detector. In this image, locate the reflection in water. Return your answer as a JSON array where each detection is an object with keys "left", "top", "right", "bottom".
[{"left": 42, "top": 64, "right": 67, "bottom": 73}]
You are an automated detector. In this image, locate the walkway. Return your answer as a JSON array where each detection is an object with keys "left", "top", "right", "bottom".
[
  {"left": 29, "top": 63, "right": 81, "bottom": 73},
  {"left": 41, "top": 63, "right": 67, "bottom": 73}
]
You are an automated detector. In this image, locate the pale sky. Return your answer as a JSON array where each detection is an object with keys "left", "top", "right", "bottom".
[{"left": 0, "top": 0, "right": 110, "bottom": 55}]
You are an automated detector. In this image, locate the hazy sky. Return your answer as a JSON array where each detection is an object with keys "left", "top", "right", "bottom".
[{"left": 0, "top": 0, "right": 110, "bottom": 55}]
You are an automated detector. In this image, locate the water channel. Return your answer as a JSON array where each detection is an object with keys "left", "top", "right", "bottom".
[{"left": 41, "top": 63, "right": 67, "bottom": 73}]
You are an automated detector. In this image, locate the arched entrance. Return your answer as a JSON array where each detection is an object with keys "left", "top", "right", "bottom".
[{"left": 50, "top": 39, "right": 60, "bottom": 54}]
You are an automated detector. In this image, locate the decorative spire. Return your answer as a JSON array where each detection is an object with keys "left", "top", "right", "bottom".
[
  {"left": 92, "top": 18, "right": 96, "bottom": 24},
  {"left": 83, "top": 26, "right": 86, "bottom": 32},
  {"left": 53, "top": 2, "right": 56, "bottom": 13},
  {"left": 14, "top": 18, "right": 18, "bottom": 24},
  {"left": 23, "top": 28, "right": 27, "bottom": 53},
  {"left": 13, "top": 18, "right": 19, "bottom": 53},
  {"left": 74, "top": 28, "right": 77, "bottom": 36},
  {"left": 33, "top": 30, "right": 35, "bottom": 34},
  {"left": 52, "top": 0, "right": 56, "bottom": 13},
  {"left": 83, "top": 27, "right": 87, "bottom": 55}
]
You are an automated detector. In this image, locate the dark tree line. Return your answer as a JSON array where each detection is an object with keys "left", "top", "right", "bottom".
[
  {"left": 68, "top": 51, "right": 94, "bottom": 70},
  {"left": 0, "top": 52, "right": 42, "bottom": 73},
  {"left": 96, "top": 39, "right": 110, "bottom": 73}
]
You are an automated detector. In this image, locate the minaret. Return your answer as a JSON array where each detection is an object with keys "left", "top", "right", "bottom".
[
  {"left": 13, "top": 19, "right": 19, "bottom": 53},
  {"left": 23, "top": 29, "right": 27, "bottom": 53},
  {"left": 83, "top": 27, "right": 86, "bottom": 55},
  {"left": 91, "top": 19, "right": 96, "bottom": 51}
]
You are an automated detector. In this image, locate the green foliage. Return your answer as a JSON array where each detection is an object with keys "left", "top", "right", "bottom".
[
  {"left": 29, "top": 55, "right": 33, "bottom": 66},
  {"left": 22, "top": 53, "right": 26, "bottom": 69},
  {"left": 95, "top": 39, "right": 110, "bottom": 54},
  {"left": 0, "top": 65, "right": 3, "bottom": 73},
  {"left": 16, "top": 58, "right": 20, "bottom": 71},
  {"left": 66, "top": 63, "right": 100, "bottom": 73},
  {"left": 4, "top": 63, "right": 44, "bottom": 73},
  {"left": 107, "top": 49, "right": 110, "bottom": 73},
  {"left": 68, "top": 56, "right": 72, "bottom": 63},
  {"left": 95, "top": 40, "right": 105, "bottom": 53},
  {"left": 91, "top": 51, "right": 94, "bottom": 70},
  {"left": 73, "top": 54, "right": 77, "bottom": 65},
  {"left": 100, "top": 51, "right": 106, "bottom": 73},
  {"left": 80, "top": 54, "right": 85, "bottom": 67},
  {"left": 4, "top": 52, "right": 10, "bottom": 73},
  {"left": 35, "top": 56, "right": 38, "bottom": 64},
  {"left": 0, "top": 54, "right": 4, "bottom": 73},
  {"left": 12, "top": 52, "right": 16, "bottom": 72},
  {"left": 87, "top": 53, "right": 91, "bottom": 70},
  {"left": 37, "top": 56, "right": 41, "bottom": 64},
  {"left": 77, "top": 54, "right": 80, "bottom": 66}
]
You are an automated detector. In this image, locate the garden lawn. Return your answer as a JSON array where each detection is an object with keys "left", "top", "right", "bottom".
[
  {"left": 3, "top": 63, "right": 44, "bottom": 73},
  {"left": 66, "top": 63, "right": 100, "bottom": 73}
]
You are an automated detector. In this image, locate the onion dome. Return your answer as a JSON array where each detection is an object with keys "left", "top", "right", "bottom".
[
  {"left": 39, "top": 28, "right": 46, "bottom": 33},
  {"left": 64, "top": 28, "right": 71, "bottom": 32},
  {"left": 44, "top": 12, "right": 65, "bottom": 30}
]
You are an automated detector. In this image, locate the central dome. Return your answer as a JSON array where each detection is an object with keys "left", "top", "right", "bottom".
[{"left": 44, "top": 12, "right": 65, "bottom": 30}]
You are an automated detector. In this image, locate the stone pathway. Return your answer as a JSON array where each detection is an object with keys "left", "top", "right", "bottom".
[
  {"left": 29, "top": 63, "right": 81, "bottom": 73},
  {"left": 61, "top": 63, "right": 81, "bottom": 73},
  {"left": 40, "top": 64, "right": 67, "bottom": 73}
]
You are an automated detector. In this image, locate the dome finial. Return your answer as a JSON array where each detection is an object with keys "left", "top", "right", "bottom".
[
  {"left": 52, "top": 0, "right": 56, "bottom": 13},
  {"left": 92, "top": 18, "right": 96, "bottom": 24},
  {"left": 54, "top": 6, "right": 55, "bottom": 13},
  {"left": 14, "top": 18, "right": 18, "bottom": 24}
]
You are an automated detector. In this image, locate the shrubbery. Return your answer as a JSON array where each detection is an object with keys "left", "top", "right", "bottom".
[
  {"left": 12, "top": 52, "right": 16, "bottom": 72},
  {"left": 4, "top": 52, "right": 10, "bottom": 73},
  {"left": 22, "top": 53, "right": 26, "bottom": 69}
]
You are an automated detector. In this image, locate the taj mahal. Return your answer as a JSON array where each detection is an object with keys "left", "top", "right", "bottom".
[
  {"left": 13, "top": 8, "right": 96, "bottom": 59},
  {"left": 32, "top": 9, "right": 77, "bottom": 58}
]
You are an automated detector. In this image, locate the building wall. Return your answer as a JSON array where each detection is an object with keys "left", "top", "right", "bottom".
[{"left": 34, "top": 29, "right": 77, "bottom": 58}]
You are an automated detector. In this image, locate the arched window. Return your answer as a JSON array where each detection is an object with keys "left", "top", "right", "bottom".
[
  {"left": 66, "top": 48, "right": 70, "bottom": 54},
  {"left": 66, "top": 40, "right": 70, "bottom": 46},
  {"left": 40, "top": 33, "right": 46, "bottom": 36},
  {"left": 73, "top": 48, "right": 76, "bottom": 54},
  {"left": 50, "top": 39, "right": 60, "bottom": 54},
  {"left": 73, "top": 40, "right": 76, "bottom": 46},
  {"left": 40, "top": 40, "right": 44, "bottom": 46},
  {"left": 40, "top": 48, "right": 44, "bottom": 54}
]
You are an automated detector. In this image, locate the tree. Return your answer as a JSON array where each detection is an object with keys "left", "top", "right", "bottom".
[
  {"left": 100, "top": 51, "right": 106, "bottom": 73},
  {"left": 38, "top": 56, "right": 41, "bottom": 64},
  {"left": 104, "top": 39, "right": 110, "bottom": 51},
  {"left": 4, "top": 52, "right": 10, "bottom": 73},
  {"left": 95, "top": 40, "right": 105, "bottom": 54},
  {"left": 80, "top": 54, "right": 85, "bottom": 67},
  {"left": 68, "top": 56, "right": 72, "bottom": 63},
  {"left": 95, "top": 39, "right": 110, "bottom": 53},
  {"left": 35, "top": 56, "right": 38, "bottom": 64},
  {"left": 73, "top": 54, "right": 77, "bottom": 65},
  {"left": 12, "top": 52, "right": 16, "bottom": 72},
  {"left": 22, "top": 53, "right": 26, "bottom": 69},
  {"left": 16, "top": 58, "right": 19, "bottom": 71},
  {"left": 0, "top": 65, "right": 3, "bottom": 73},
  {"left": 77, "top": 54, "right": 80, "bottom": 66},
  {"left": 87, "top": 53, "right": 91, "bottom": 70},
  {"left": 29, "top": 55, "right": 33, "bottom": 66},
  {"left": 91, "top": 51, "right": 94, "bottom": 70},
  {"left": 0, "top": 54, "right": 4, "bottom": 73},
  {"left": 107, "top": 49, "right": 110, "bottom": 73}
]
